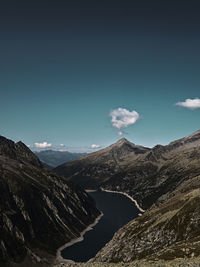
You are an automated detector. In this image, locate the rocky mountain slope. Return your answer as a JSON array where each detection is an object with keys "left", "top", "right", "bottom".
[
  {"left": 0, "top": 136, "right": 100, "bottom": 267},
  {"left": 55, "top": 131, "right": 200, "bottom": 211},
  {"left": 55, "top": 138, "right": 150, "bottom": 189},
  {"left": 92, "top": 174, "right": 200, "bottom": 263},
  {"left": 34, "top": 150, "right": 86, "bottom": 168},
  {"left": 54, "top": 256, "right": 200, "bottom": 267}
]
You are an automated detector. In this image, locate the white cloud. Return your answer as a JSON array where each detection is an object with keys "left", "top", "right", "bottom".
[
  {"left": 110, "top": 108, "right": 140, "bottom": 135},
  {"left": 34, "top": 142, "right": 52, "bottom": 148},
  {"left": 91, "top": 144, "right": 100, "bottom": 149},
  {"left": 175, "top": 98, "right": 200, "bottom": 110},
  {"left": 118, "top": 131, "right": 123, "bottom": 136},
  {"left": 60, "top": 144, "right": 64, "bottom": 147}
]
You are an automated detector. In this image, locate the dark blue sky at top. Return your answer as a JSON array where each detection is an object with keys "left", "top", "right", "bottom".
[{"left": 0, "top": 0, "right": 200, "bottom": 150}]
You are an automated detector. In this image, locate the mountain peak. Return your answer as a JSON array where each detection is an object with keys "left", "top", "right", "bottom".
[
  {"left": 115, "top": 138, "right": 132, "bottom": 145},
  {"left": 0, "top": 135, "right": 14, "bottom": 146},
  {"left": 118, "top": 137, "right": 129, "bottom": 142},
  {"left": 0, "top": 135, "right": 42, "bottom": 167}
]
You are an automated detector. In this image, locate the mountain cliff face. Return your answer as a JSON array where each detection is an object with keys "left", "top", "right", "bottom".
[
  {"left": 55, "top": 131, "right": 200, "bottom": 211},
  {"left": 0, "top": 136, "right": 100, "bottom": 267}
]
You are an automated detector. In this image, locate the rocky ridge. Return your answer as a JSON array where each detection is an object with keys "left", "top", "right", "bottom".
[
  {"left": 54, "top": 138, "right": 150, "bottom": 190},
  {"left": 55, "top": 131, "right": 200, "bottom": 210}
]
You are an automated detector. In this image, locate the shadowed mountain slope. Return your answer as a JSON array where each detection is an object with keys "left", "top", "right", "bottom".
[{"left": 0, "top": 136, "right": 100, "bottom": 267}]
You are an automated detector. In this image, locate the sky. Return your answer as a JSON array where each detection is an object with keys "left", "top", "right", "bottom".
[{"left": 0, "top": 0, "right": 200, "bottom": 151}]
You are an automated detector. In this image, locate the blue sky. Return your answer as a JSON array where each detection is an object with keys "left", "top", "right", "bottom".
[{"left": 0, "top": 0, "right": 200, "bottom": 151}]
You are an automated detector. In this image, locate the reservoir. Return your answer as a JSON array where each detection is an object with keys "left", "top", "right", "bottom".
[{"left": 61, "top": 190, "right": 140, "bottom": 262}]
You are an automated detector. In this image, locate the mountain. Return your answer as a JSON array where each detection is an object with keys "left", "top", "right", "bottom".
[
  {"left": 34, "top": 150, "right": 86, "bottom": 168},
  {"left": 55, "top": 131, "right": 200, "bottom": 210},
  {"left": 0, "top": 136, "right": 100, "bottom": 267},
  {"left": 92, "top": 173, "right": 200, "bottom": 263},
  {"left": 54, "top": 138, "right": 150, "bottom": 189},
  {"left": 52, "top": 130, "right": 200, "bottom": 265},
  {"left": 55, "top": 130, "right": 200, "bottom": 264},
  {"left": 0, "top": 136, "right": 42, "bottom": 167}
]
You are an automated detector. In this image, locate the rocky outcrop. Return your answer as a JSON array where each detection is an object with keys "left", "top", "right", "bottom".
[{"left": 0, "top": 136, "right": 100, "bottom": 266}]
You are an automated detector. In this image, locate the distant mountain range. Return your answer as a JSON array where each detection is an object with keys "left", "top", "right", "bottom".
[
  {"left": 54, "top": 130, "right": 200, "bottom": 263},
  {"left": 34, "top": 150, "right": 86, "bottom": 168},
  {"left": 0, "top": 136, "right": 100, "bottom": 267}
]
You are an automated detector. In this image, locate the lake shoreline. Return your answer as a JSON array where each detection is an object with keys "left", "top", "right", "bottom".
[
  {"left": 55, "top": 211, "right": 103, "bottom": 264},
  {"left": 86, "top": 188, "right": 145, "bottom": 213},
  {"left": 100, "top": 188, "right": 145, "bottom": 213},
  {"left": 56, "top": 188, "right": 143, "bottom": 264}
]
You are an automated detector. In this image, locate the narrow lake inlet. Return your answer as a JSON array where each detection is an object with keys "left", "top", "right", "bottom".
[{"left": 61, "top": 190, "right": 140, "bottom": 262}]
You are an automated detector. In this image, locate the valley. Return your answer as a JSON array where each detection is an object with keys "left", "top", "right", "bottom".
[
  {"left": 1, "top": 130, "right": 200, "bottom": 266},
  {"left": 59, "top": 190, "right": 140, "bottom": 262},
  {"left": 53, "top": 130, "right": 200, "bottom": 265}
]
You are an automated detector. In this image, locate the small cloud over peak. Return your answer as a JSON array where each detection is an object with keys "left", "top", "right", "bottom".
[
  {"left": 175, "top": 98, "right": 200, "bottom": 110},
  {"left": 110, "top": 107, "right": 140, "bottom": 135},
  {"left": 118, "top": 131, "right": 123, "bottom": 136},
  {"left": 60, "top": 144, "right": 64, "bottom": 147},
  {"left": 34, "top": 142, "right": 52, "bottom": 148},
  {"left": 91, "top": 144, "right": 100, "bottom": 149}
]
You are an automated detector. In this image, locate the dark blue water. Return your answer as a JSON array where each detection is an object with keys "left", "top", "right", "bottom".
[{"left": 61, "top": 190, "right": 139, "bottom": 262}]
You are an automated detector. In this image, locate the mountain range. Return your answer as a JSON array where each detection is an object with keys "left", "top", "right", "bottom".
[
  {"left": 55, "top": 138, "right": 150, "bottom": 191},
  {"left": 34, "top": 150, "right": 86, "bottom": 168},
  {"left": 2, "top": 129, "right": 200, "bottom": 266},
  {"left": 54, "top": 130, "right": 200, "bottom": 264},
  {"left": 0, "top": 136, "right": 100, "bottom": 267},
  {"left": 55, "top": 131, "right": 200, "bottom": 210}
]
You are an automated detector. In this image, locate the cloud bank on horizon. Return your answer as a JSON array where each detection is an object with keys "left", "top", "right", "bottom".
[
  {"left": 91, "top": 144, "right": 100, "bottom": 149},
  {"left": 29, "top": 142, "right": 101, "bottom": 152},
  {"left": 110, "top": 107, "right": 140, "bottom": 136},
  {"left": 175, "top": 98, "right": 200, "bottom": 110},
  {"left": 34, "top": 142, "right": 52, "bottom": 148}
]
